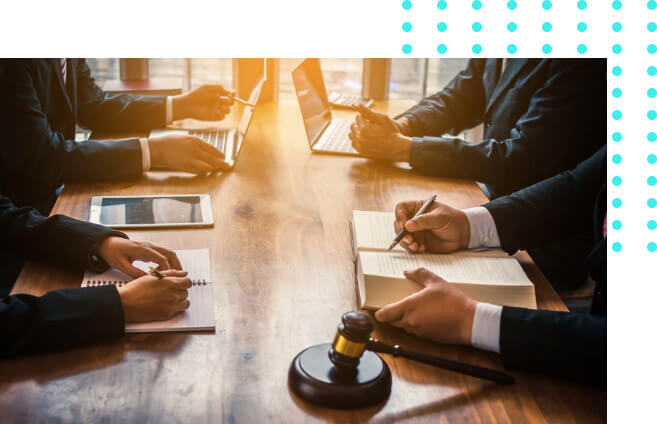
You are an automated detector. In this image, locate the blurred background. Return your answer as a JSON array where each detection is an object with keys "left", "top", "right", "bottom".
[{"left": 87, "top": 58, "right": 469, "bottom": 100}]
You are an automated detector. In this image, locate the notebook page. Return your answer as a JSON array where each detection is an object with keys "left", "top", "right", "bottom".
[
  {"left": 81, "top": 249, "right": 215, "bottom": 332},
  {"left": 82, "top": 249, "right": 210, "bottom": 285},
  {"left": 359, "top": 251, "right": 532, "bottom": 287}
]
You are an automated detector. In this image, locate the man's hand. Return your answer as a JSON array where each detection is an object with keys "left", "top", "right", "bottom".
[
  {"left": 118, "top": 270, "right": 192, "bottom": 322},
  {"left": 148, "top": 134, "right": 230, "bottom": 174},
  {"left": 349, "top": 105, "right": 413, "bottom": 162},
  {"left": 394, "top": 199, "right": 470, "bottom": 253},
  {"left": 171, "top": 84, "right": 234, "bottom": 121},
  {"left": 97, "top": 237, "right": 182, "bottom": 278},
  {"left": 374, "top": 268, "right": 478, "bottom": 345}
]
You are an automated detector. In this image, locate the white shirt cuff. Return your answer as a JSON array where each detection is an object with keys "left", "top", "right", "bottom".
[
  {"left": 470, "top": 302, "right": 503, "bottom": 353},
  {"left": 139, "top": 137, "right": 151, "bottom": 172},
  {"left": 166, "top": 96, "right": 173, "bottom": 124},
  {"left": 464, "top": 206, "right": 501, "bottom": 249}
]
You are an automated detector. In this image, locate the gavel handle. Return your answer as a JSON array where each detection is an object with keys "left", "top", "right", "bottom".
[{"left": 367, "top": 338, "right": 514, "bottom": 385}]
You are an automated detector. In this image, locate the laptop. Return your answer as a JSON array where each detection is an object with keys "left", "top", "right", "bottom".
[
  {"left": 149, "top": 77, "right": 265, "bottom": 168},
  {"left": 292, "top": 58, "right": 358, "bottom": 156},
  {"left": 327, "top": 91, "right": 374, "bottom": 109}
]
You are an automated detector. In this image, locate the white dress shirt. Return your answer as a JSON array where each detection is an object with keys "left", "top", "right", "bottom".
[
  {"left": 463, "top": 206, "right": 504, "bottom": 353},
  {"left": 463, "top": 59, "right": 510, "bottom": 353},
  {"left": 138, "top": 97, "right": 174, "bottom": 172}
]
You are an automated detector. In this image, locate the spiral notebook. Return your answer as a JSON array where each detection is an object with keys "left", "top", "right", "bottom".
[{"left": 81, "top": 249, "right": 215, "bottom": 333}]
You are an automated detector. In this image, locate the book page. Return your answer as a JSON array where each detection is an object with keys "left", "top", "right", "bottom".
[
  {"left": 352, "top": 210, "right": 403, "bottom": 251},
  {"left": 352, "top": 210, "right": 507, "bottom": 257},
  {"left": 359, "top": 251, "right": 532, "bottom": 286}
]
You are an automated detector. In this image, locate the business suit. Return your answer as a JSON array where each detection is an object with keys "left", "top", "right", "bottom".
[
  {"left": 0, "top": 194, "right": 125, "bottom": 357},
  {"left": 0, "top": 59, "right": 166, "bottom": 213},
  {"left": 400, "top": 58, "right": 605, "bottom": 200},
  {"left": 484, "top": 146, "right": 606, "bottom": 385}
]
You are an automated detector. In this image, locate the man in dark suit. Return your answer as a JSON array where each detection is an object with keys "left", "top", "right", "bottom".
[
  {"left": 375, "top": 146, "right": 606, "bottom": 385},
  {"left": 0, "top": 58, "right": 234, "bottom": 213},
  {"left": 349, "top": 58, "right": 604, "bottom": 199},
  {"left": 0, "top": 194, "right": 193, "bottom": 357},
  {"left": 349, "top": 58, "right": 605, "bottom": 291}
]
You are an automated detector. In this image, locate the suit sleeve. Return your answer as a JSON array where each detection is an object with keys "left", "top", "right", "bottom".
[
  {"left": 398, "top": 59, "right": 487, "bottom": 137},
  {"left": 483, "top": 146, "right": 605, "bottom": 253},
  {"left": 76, "top": 59, "right": 167, "bottom": 132},
  {"left": 500, "top": 307, "right": 606, "bottom": 386},
  {"left": 0, "top": 195, "right": 126, "bottom": 356},
  {"left": 0, "top": 286, "right": 125, "bottom": 357},
  {"left": 0, "top": 60, "right": 143, "bottom": 187},
  {"left": 0, "top": 195, "right": 126, "bottom": 271},
  {"left": 407, "top": 60, "right": 603, "bottom": 188}
]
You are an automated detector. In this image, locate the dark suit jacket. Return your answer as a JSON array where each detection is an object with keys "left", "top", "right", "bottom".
[
  {"left": 400, "top": 59, "right": 605, "bottom": 199},
  {"left": 483, "top": 146, "right": 606, "bottom": 386},
  {"left": 0, "top": 195, "right": 126, "bottom": 357},
  {"left": 0, "top": 59, "right": 166, "bottom": 213}
]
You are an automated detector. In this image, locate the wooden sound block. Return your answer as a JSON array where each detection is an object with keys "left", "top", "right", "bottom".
[{"left": 288, "top": 343, "right": 391, "bottom": 409}]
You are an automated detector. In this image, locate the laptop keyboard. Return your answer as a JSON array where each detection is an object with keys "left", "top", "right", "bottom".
[
  {"left": 319, "top": 120, "right": 356, "bottom": 153},
  {"left": 328, "top": 91, "right": 371, "bottom": 108},
  {"left": 189, "top": 130, "right": 230, "bottom": 154}
]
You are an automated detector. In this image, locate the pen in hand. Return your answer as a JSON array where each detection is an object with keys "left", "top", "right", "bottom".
[
  {"left": 148, "top": 266, "right": 166, "bottom": 279},
  {"left": 388, "top": 194, "right": 438, "bottom": 251},
  {"left": 219, "top": 95, "right": 255, "bottom": 107}
]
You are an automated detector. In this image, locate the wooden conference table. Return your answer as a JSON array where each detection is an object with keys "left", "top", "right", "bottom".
[{"left": 1, "top": 101, "right": 605, "bottom": 423}]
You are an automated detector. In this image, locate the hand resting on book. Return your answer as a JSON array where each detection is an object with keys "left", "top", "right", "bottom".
[{"left": 374, "top": 267, "right": 477, "bottom": 346}]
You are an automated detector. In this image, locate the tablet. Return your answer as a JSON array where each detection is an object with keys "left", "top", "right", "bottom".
[{"left": 89, "top": 194, "right": 214, "bottom": 229}]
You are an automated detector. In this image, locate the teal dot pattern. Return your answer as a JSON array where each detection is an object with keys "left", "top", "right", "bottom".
[
  {"left": 610, "top": 0, "right": 621, "bottom": 253},
  {"left": 390, "top": 0, "right": 654, "bottom": 254},
  {"left": 397, "top": 0, "right": 627, "bottom": 57},
  {"left": 651, "top": 0, "right": 657, "bottom": 258}
]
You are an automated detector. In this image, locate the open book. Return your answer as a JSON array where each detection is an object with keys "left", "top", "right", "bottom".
[
  {"left": 351, "top": 211, "right": 536, "bottom": 310},
  {"left": 81, "top": 249, "right": 215, "bottom": 333}
]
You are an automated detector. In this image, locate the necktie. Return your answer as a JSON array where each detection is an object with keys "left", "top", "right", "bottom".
[{"left": 59, "top": 58, "right": 67, "bottom": 86}]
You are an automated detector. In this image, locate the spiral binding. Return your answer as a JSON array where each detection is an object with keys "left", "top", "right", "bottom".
[{"left": 85, "top": 279, "right": 209, "bottom": 287}]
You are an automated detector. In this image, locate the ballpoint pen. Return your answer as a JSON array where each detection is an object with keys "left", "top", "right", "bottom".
[
  {"left": 219, "top": 95, "right": 255, "bottom": 107},
  {"left": 147, "top": 266, "right": 166, "bottom": 279},
  {"left": 388, "top": 194, "right": 437, "bottom": 250}
]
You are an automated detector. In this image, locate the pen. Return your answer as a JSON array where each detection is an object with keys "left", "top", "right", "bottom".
[
  {"left": 147, "top": 266, "right": 166, "bottom": 279},
  {"left": 388, "top": 194, "right": 438, "bottom": 251},
  {"left": 219, "top": 95, "right": 255, "bottom": 107}
]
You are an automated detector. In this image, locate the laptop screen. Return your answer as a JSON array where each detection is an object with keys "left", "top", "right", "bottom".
[
  {"left": 237, "top": 77, "right": 264, "bottom": 136},
  {"left": 232, "top": 77, "right": 264, "bottom": 162},
  {"left": 292, "top": 58, "right": 332, "bottom": 147}
]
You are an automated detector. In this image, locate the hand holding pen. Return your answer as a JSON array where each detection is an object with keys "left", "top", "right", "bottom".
[
  {"left": 219, "top": 94, "right": 255, "bottom": 107},
  {"left": 392, "top": 196, "right": 472, "bottom": 254},
  {"left": 389, "top": 194, "right": 437, "bottom": 250}
]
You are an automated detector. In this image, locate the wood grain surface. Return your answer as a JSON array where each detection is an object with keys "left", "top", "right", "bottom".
[{"left": 0, "top": 101, "right": 605, "bottom": 423}]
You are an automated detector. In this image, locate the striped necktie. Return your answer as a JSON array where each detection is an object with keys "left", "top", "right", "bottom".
[{"left": 59, "top": 58, "right": 67, "bottom": 86}]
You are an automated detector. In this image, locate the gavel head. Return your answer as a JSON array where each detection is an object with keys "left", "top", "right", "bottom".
[{"left": 328, "top": 311, "right": 374, "bottom": 370}]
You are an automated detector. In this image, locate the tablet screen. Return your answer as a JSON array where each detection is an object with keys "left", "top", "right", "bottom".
[{"left": 99, "top": 196, "right": 203, "bottom": 225}]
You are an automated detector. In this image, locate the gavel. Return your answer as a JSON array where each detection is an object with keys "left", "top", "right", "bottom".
[
  {"left": 288, "top": 311, "right": 513, "bottom": 409},
  {"left": 329, "top": 311, "right": 514, "bottom": 385}
]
